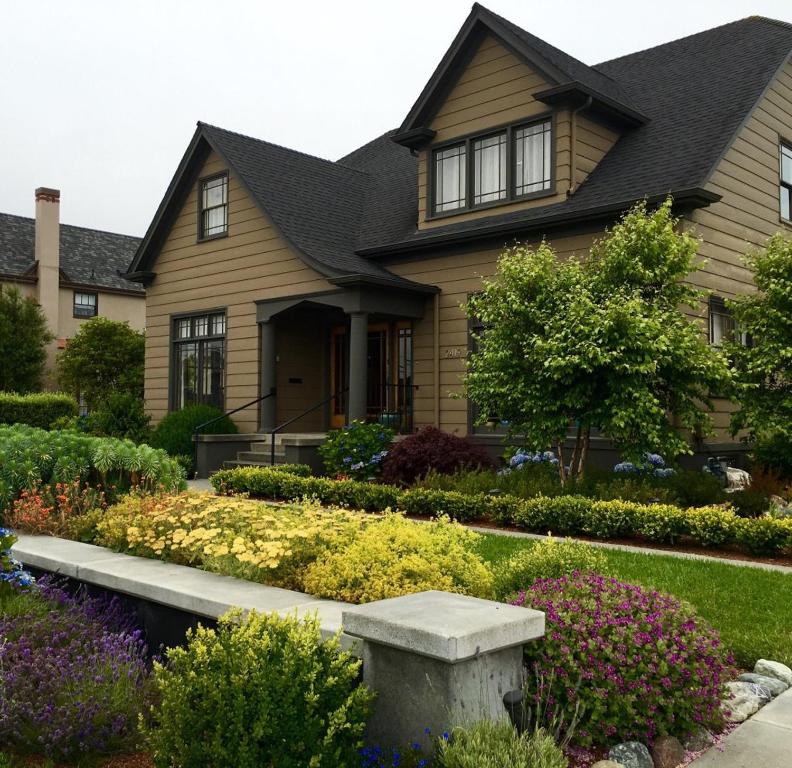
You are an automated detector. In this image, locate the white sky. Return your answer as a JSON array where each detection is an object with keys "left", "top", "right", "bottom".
[{"left": 1, "top": 0, "right": 790, "bottom": 237}]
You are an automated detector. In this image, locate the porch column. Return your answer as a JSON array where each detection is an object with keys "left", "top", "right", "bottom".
[
  {"left": 259, "top": 320, "right": 276, "bottom": 431},
  {"left": 347, "top": 311, "right": 368, "bottom": 423}
]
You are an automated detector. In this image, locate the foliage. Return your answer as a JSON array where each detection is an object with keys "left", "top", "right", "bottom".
[
  {"left": 146, "top": 610, "right": 372, "bottom": 768},
  {"left": 437, "top": 722, "right": 567, "bottom": 768},
  {"left": 492, "top": 536, "right": 609, "bottom": 600},
  {"left": 302, "top": 514, "right": 494, "bottom": 603},
  {"left": 212, "top": 466, "right": 792, "bottom": 556},
  {"left": 360, "top": 738, "right": 434, "bottom": 768},
  {"left": 0, "top": 285, "right": 54, "bottom": 393},
  {"left": 381, "top": 426, "right": 495, "bottom": 486},
  {"left": 56, "top": 316, "right": 145, "bottom": 410},
  {"left": 1, "top": 527, "right": 35, "bottom": 600},
  {"left": 465, "top": 200, "right": 731, "bottom": 482},
  {"left": 319, "top": 420, "right": 394, "bottom": 480},
  {"left": 728, "top": 233, "right": 792, "bottom": 441},
  {"left": 512, "top": 573, "right": 732, "bottom": 745},
  {"left": 727, "top": 489, "right": 770, "bottom": 519},
  {"left": 8, "top": 481, "right": 106, "bottom": 535},
  {"left": 151, "top": 404, "right": 238, "bottom": 474},
  {"left": 752, "top": 433, "right": 792, "bottom": 480},
  {"left": 88, "top": 391, "right": 151, "bottom": 443},
  {"left": 96, "top": 492, "right": 365, "bottom": 591},
  {"left": 0, "top": 424, "right": 184, "bottom": 515},
  {"left": 0, "top": 578, "right": 151, "bottom": 762},
  {"left": 0, "top": 391, "right": 77, "bottom": 429}
]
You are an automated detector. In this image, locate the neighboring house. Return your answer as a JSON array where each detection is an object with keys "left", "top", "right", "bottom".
[
  {"left": 126, "top": 4, "right": 792, "bottom": 465},
  {"left": 0, "top": 188, "right": 145, "bottom": 388}
]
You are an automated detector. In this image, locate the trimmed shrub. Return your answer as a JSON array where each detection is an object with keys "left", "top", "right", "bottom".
[
  {"left": 319, "top": 420, "right": 393, "bottom": 479},
  {"left": 302, "top": 514, "right": 494, "bottom": 603},
  {"left": 728, "top": 489, "right": 770, "bottom": 519},
  {"left": 513, "top": 573, "right": 732, "bottom": 745},
  {"left": 492, "top": 537, "right": 609, "bottom": 600},
  {"left": 146, "top": 611, "right": 372, "bottom": 768},
  {"left": 88, "top": 391, "right": 151, "bottom": 443},
  {"left": 735, "top": 515, "right": 792, "bottom": 556},
  {"left": 438, "top": 722, "right": 566, "bottom": 768},
  {"left": 151, "top": 405, "right": 238, "bottom": 471},
  {"left": 401, "top": 487, "right": 489, "bottom": 523},
  {"left": 381, "top": 426, "right": 495, "bottom": 486},
  {"left": 0, "top": 391, "right": 77, "bottom": 430}
]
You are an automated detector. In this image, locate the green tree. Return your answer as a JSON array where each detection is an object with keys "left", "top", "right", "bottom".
[
  {"left": 0, "top": 285, "right": 53, "bottom": 393},
  {"left": 56, "top": 316, "right": 145, "bottom": 410},
  {"left": 465, "top": 199, "right": 730, "bottom": 482},
  {"left": 728, "top": 233, "right": 792, "bottom": 441}
]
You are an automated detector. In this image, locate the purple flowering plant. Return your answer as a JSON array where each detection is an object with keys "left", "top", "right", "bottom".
[
  {"left": 0, "top": 577, "right": 152, "bottom": 762},
  {"left": 512, "top": 572, "right": 732, "bottom": 746}
]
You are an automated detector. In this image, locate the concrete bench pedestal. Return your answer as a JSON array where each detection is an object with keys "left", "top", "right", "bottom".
[{"left": 343, "top": 591, "right": 545, "bottom": 750}]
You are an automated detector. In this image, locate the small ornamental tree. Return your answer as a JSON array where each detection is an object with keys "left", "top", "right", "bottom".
[
  {"left": 0, "top": 285, "right": 53, "bottom": 393},
  {"left": 57, "top": 317, "right": 145, "bottom": 410},
  {"left": 465, "top": 200, "right": 730, "bottom": 482},
  {"left": 727, "top": 233, "right": 792, "bottom": 441}
]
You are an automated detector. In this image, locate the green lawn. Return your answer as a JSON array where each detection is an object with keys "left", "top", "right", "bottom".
[{"left": 476, "top": 533, "right": 792, "bottom": 670}]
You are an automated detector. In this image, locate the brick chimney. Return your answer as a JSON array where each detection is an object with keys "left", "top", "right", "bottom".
[{"left": 34, "top": 187, "right": 61, "bottom": 379}]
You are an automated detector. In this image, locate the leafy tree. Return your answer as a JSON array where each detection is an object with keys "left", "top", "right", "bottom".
[
  {"left": 0, "top": 285, "right": 53, "bottom": 393},
  {"left": 727, "top": 233, "right": 792, "bottom": 441},
  {"left": 465, "top": 199, "right": 730, "bottom": 482},
  {"left": 57, "top": 317, "right": 145, "bottom": 410}
]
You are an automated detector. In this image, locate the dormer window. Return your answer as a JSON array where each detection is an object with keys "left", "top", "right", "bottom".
[
  {"left": 199, "top": 172, "right": 228, "bottom": 240},
  {"left": 430, "top": 116, "right": 553, "bottom": 218},
  {"left": 781, "top": 141, "right": 791, "bottom": 222}
]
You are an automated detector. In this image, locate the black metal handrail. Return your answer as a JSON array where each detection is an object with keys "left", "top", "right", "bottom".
[
  {"left": 268, "top": 388, "right": 348, "bottom": 465},
  {"left": 192, "top": 389, "right": 276, "bottom": 475}
]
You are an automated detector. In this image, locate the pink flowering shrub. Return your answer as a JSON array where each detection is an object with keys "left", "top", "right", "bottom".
[{"left": 512, "top": 573, "right": 732, "bottom": 746}]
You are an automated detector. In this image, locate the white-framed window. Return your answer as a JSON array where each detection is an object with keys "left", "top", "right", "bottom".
[
  {"left": 781, "top": 141, "right": 791, "bottom": 222},
  {"left": 199, "top": 173, "right": 228, "bottom": 239},
  {"left": 73, "top": 291, "right": 97, "bottom": 318}
]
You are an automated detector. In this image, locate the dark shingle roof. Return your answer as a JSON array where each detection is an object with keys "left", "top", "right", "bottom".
[{"left": 0, "top": 212, "right": 143, "bottom": 293}]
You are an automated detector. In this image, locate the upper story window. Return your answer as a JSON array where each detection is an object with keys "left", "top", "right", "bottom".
[
  {"left": 781, "top": 141, "right": 791, "bottom": 222},
  {"left": 199, "top": 173, "right": 228, "bottom": 240},
  {"left": 431, "top": 116, "right": 553, "bottom": 218},
  {"left": 709, "top": 296, "right": 749, "bottom": 347},
  {"left": 73, "top": 291, "right": 97, "bottom": 318}
]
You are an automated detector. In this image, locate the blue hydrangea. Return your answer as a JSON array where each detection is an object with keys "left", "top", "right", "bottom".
[
  {"left": 614, "top": 461, "right": 638, "bottom": 473},
  {"left": 644, "top": 452, "right": 666, "bottom": 468},
  {"left": 654, "top": 467, "right": 676, "bottom": 478}
]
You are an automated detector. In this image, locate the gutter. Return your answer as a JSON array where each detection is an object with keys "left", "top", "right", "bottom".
[{"left": 568, "top": 96, "right": 593, "bottom": 197}]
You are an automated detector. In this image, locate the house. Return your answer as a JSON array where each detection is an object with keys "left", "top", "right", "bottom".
[
  {"left": 0, "top": 188, "right": 145, "bottom": 386},
  {"left": 125, "top": 4, "right": 792, "bottom": 471}
]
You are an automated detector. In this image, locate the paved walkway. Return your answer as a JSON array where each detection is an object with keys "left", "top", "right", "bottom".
[
  {"left": 186, "top": 478, "right": 214, "bottom": 492},
  {"left": 689, "top": 687, "right": 792, "bottom": 766}
]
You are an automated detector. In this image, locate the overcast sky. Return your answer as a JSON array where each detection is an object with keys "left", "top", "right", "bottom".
[{"left": 1, "top": 0, "right": 790, "bottom": 237}]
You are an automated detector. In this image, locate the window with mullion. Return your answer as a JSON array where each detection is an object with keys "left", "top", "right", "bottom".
[
  {"left": 514, "top": 119, "right": 552, "bottom": 197},
  {"left": 781, "top": 142, "right": 792, "bottom": 222},
  {"left": 199, "top": 174, "right": 228, "bottom": 239},
  {"left": 172, "top": 312, "right": 226, "bottom": 410},
  {"left": 473, "top": 132, "right": 507, "bottom": 205},
  {"left": 434, "top": 144, "right": 467, "bottom": 213}
]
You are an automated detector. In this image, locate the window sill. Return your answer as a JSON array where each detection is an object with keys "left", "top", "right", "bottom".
[
  {"left": 425, "top": 188, "right": 557, "bottom": 223},
  {"left": 197, "top": 231, "right": 229, "bottom": 244}
]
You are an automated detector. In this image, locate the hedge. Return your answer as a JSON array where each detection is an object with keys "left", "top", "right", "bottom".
[
  {"left": 0, "top": 392, "right": 78, "bottom": 430},
  {"left": 210, "top": 466, "right": 792, "bottom": 557}
]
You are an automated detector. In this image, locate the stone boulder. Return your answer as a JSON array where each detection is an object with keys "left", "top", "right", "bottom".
[
  {"left": 607, "top": 741, "right": 654, "bottom": 768},
  {"left": 683, "top": 729, "right": 714, "bottom": 752},
  {"left": 592, "top": 762, "right": 624, "bottom": 768},
  {"left": 722, "top": 681, "right": 764, "bottom": 723},
  {"left": 651, "top": 735, "right": 685, "bottom": 768},
  {"left": 739, "top": 672, "right": 789, "bottom": 697},
  {"left": 754, "top": 659, "right": 792, "bottom": 687}
]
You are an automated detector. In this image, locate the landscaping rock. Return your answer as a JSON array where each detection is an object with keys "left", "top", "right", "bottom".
[
  {"left": 650, "top": 735, "right": 685, "bottom": 768},
  {"left": 683, "top": 729, "right": 714, "bottom": 752},
  {"left": 607, "top": 741, "right": 654, "bottom": 768},
  {"left": 722, "top": 681, "right": 764, "bottom": 722},
  {"left": 592, "top": 762, "right": 624, "bottom": 768},
  {"left": 754, "top": 659, "right": 792, "bottom": 687},
  {"left": 739, "top": 672, "right": 789, "bottom": 697}
]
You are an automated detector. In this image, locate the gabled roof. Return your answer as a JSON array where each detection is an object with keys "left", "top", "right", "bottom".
[
  {"left": 392, "top": 2, "right": 648, "bottom": 148},
  {"left": 127, "top": 123, "right": 436, "bottom": 293},
  {"left": 0, "top": 212, "right": 143, "bottom": 293}
]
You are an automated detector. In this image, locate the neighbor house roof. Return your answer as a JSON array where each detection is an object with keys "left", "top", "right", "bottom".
[
  {"left": 0, "top": 212, "right": 143, "bottom": 294},
  {"left": 128, "top": 8, "right": 792, "bottom": 284}
]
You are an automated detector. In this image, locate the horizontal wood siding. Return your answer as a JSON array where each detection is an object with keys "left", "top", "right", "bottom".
[
  {"left": 144, "top": 151, "right": 334, "bottom": 432},
  {"left": 575, "top": 113, "right": 620, "bottom": 187}
]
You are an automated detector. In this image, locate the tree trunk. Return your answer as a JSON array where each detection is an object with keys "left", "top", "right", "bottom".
[
  {"left": 577, "top": 425, "right": 591, "bottom": 478},
  {"left": 556, "top": 442, "right": 567, "bottom": 485},
  {"left": 568, "top": 423, "right": 582, "bottom": 482}
]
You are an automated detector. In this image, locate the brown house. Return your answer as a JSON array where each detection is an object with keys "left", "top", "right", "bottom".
[
  {"left": 1, "top": 188, "right": 145, "bottom": 387},
  {"left": 126, "top": 4, "right": 792, "bottom": 470}
]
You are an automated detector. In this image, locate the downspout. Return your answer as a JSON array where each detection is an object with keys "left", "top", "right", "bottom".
[
  {"left": 433, "top": 293, "right": 440, "bottom": 427},
  {"left": 567, "top": 96, "right": 593, "bottom": 196}
]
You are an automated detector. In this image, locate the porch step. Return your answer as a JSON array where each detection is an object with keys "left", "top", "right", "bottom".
[
  {"left": 236, "top": 451, "right": 286, "bottom": 463},
  {"left": 222, "top": 458, "right": 284, "bottom": 469}
]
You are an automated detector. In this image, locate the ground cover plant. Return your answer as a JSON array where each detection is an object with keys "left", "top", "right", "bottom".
[
  {"left": 146, "top": 610, "right": 372, "bottom": 768},
  {"left": 476, "top": 532, "right": 792, "bottom": 669},
  {"left": 0, "top": 424, "right": 185, "bottom": 518}
]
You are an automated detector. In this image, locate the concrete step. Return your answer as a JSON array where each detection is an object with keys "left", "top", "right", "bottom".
[
  {"left": 223, "top": 459, "right": 280, "bottom": 469},
  {"left": 236, "top": 451, "right": 285, "bottom": 463}
]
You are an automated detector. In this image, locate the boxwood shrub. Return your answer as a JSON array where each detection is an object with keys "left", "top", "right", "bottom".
[
  {"left": 0, "top": 392, "right": 77, "bottom": 430},
  {"left": 211, "top": 466, "right": 792, "bottom": 556}
]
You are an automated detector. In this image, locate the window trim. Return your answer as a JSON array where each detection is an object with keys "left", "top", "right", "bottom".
[
  {"left": 428, "top": 113, "right": 556, "bottom": 221},
  {"left": 72, "top": 290, "right": 98, "bottom": 319},
  {"left": 197, "top": 172, "right": 229, "bottom": 242},
  {"left": 780, "top": 138, "right": 792, "bottom": 224},
  {"left": 168, "top": 307, "right": 228, "bottom": 412}
]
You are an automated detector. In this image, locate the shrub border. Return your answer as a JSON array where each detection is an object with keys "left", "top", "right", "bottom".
[{"left": 210, "top": 467, "right": 792, "bottom": 557}]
